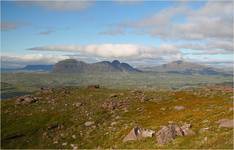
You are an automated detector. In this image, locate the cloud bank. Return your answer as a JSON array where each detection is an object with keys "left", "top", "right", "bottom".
[{"left": 28, "top": 43, "right": 181, "bottom": 59}]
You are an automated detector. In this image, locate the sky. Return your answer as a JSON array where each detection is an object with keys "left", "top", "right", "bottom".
[{"left": 1, "top": 0, "right": 233, "bottom": 68}]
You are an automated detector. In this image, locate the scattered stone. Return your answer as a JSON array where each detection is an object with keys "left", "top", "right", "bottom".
[
  {"left": 62, "top": 142, "right": 67, "bottom": 146},
  {"left": 72, "top": 135, "right": 76, "bottom": 139},
  {"left": 174, "top": 106, "right": 185, "bottom": 110},
  {"left": 102, "top": 99, "right": 128, "bottom": 111},
  {"left": 199, "top": 127, "right": 209, "bottom": 133},
  {"left": 40, "top": 87, "right": 53, "bottom": 93},
  {"left": 16, "top": 95, "right": 38, "bottom": 105},
  {"left": 111, "top": 122, "right": 117, "bottom": 126},
  {"left": 85, "top": 121, "right": 95, "bottom": 127},
  {"left": 47, "top": 123, "right": 59, "bottom": 130},
  {"left": 73, "top": 102, "right": 82, "bottom": 107},
  {"left": 216, "top": 119, "right": 234, "bottom": 128},
  {"left": 123, "top": 127, "right": 155, "bottom": 142},
  {"left": 110, "top": 94, "right": 118, "bottom": 98}
]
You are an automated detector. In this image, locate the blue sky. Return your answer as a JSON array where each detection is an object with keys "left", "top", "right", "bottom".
[{"left": 1, "top": 0, "right": 233, "bottom": 68}]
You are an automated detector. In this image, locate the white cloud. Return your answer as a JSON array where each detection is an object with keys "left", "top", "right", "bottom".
[
  {"left": 125, "top": 1, "right": 233, "bottom": 41},
  {"left": 28, "top": 43, "right": 181, "bottom": 59}
]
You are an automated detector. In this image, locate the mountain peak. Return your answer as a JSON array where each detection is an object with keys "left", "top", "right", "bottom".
[
  {"left": 172, "top": 60, "right": 184, "bottom": 64},
  {"left": 112, "top": 60, "right": 120, "bottom": 65}
]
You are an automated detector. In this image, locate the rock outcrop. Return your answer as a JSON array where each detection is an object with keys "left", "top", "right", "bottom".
[{"left": 156, "top": 123, "right": 195, "bottom": 145}]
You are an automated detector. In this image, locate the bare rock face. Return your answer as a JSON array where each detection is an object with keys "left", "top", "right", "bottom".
[
  {"left": 123, "top": 127, "right": 155, "bottom": 142},
  {"left": 16, "top": 95, "right": 38, "bottom": 104},
  {"left": 216, "top": 119, "right": 234, "bottom": 128},
  {"left": 156, "top": 123, "right": 195, "bottom": 145}
]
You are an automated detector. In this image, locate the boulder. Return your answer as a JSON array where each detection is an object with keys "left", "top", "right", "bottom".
[
  {"left": 216, "top": 119, "right": 233, "bottom": 128},
  {"left": 156, "top": 125, "right": 177, "bottom": 145},
  {"left": 155, "top": 123, "right": 195, "bottom": 145},
  {"left": 123, "top": 127, "right": 155, "bottom": 142}
]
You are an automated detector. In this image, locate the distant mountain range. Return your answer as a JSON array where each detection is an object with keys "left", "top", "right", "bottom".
[
  {"left": 141, "top": 60, "right": 232, "bottom": 76},
  {"left": 52, "top": 59, "right": 141, "bottom": 73},
  {"left": 1, "top": 65, "right": 53, "bottom": 73},
  {"left": 1, "top": 59, "right": 232, "bottom": 76}
]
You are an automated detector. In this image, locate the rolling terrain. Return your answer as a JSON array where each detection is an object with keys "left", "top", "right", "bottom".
[
  {"left": 1, "top": 59, "right": 233, "bottom": 149},
  {"left": 1, "top": 85, "right": 233, "bottom": 149}
]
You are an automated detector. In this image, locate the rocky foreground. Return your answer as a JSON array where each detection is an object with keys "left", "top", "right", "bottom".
[{"left": 1, "top": 85, "right": 233, "bottom": 149}]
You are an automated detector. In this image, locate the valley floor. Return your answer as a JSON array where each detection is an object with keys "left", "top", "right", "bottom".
[{"left": 1, "top": 85, "right": 233, "bottom": 149}]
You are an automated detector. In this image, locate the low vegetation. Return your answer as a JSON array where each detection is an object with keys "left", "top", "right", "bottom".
[{"left": 1, "top": 85, "right": 233, "bottom": 149}]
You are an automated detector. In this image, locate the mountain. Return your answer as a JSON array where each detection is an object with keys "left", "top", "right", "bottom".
[
  {"left": 22, "top": 65, "right": 53, "bottom": 71},
  {"left": 52, "top": 59, "right": 141, "bottom": 73},
  {"left": 141, "top": 60, "right": 232, "bottom": 76},
  {"left": 1, "top": 65, "right": 53, "bottom": 73}
]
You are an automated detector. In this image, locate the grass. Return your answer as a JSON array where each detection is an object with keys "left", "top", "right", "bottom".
[{"left": 1, "top": 86, "right": 233, "bottom": 149}]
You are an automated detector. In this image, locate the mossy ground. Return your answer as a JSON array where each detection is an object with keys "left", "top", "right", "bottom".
[{"left": 1, "top": 86, "right": 233, "bottom": 149}]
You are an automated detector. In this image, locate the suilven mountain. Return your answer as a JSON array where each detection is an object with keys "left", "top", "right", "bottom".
[{"left": 52, "top": 59, "right": 141, "bottom": 73}]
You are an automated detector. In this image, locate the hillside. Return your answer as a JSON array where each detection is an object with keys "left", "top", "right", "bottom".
[
  {"left": 52, "top": 59, "right": 140, "bottom": 73},
  {"left": 1, "top": 85, "right": 233, "bottom": 149}
]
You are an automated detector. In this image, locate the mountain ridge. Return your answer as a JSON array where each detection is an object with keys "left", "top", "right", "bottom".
[{"left": 52, "top": 59, "right": 141, "bottom": 73}]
